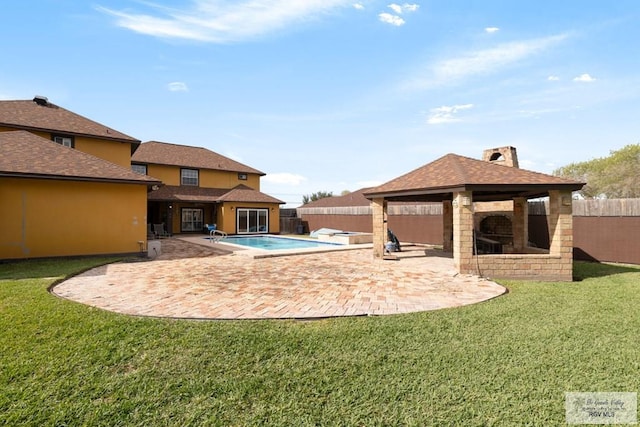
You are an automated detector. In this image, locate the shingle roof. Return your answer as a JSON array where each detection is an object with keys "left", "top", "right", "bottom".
[
  {"left": 0, "top": 131, "right": 159, "bottom": 184},
  {"left": 302, "top": 188, "right": 373, "bottom": 208},
  {"left": 148, "top": 184, "right": 284, "bottom": 204},
  {"left": 132, "top": 141, "right": 265, "bottom": 175},
  {"left": 300, "top": 188, "right": 435, "bottom": 208},
  {"left": 218, "top": 185, "right": 284, "bottom": 204},
  {"left": 365, "top": 153, "right": 584, "bottom": 200},
  {"left": 147, "top": 185, "right": 229, "bottom": 202},
  {"left": 0, "top": 98, "right": 139, "bottom": 143}
]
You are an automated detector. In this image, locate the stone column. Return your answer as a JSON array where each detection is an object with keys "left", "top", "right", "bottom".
[
  {"left": 371, "top": 197, "right": 387, "bottom": 258},
  {"left": 442, "top": 200, "right": 453, "bottom": 252},
  {"left": 547, "top": 190, "right": 574, "bottom": 280},
  {"left": 512, "top": 197, "right": 528, "bottom": 252},
  {"left": 452, "top": 191, "right": 474, "bottom": 273}
]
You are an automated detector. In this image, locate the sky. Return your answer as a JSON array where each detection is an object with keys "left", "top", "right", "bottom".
[{"left": 2, "top": 1, "right": 640, "bottom": 207}]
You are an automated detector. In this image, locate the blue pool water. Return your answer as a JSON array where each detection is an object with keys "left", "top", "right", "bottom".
[{"left": 216, "top": 235, "right": 342, "bottom": 250}]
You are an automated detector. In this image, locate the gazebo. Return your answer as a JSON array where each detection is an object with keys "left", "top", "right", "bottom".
[{"left": 364, "top": 147, "right": 584, "bottom": 281}]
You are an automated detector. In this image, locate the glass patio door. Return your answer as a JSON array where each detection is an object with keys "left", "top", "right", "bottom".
[
  {"left": 237, "top": 208, "right": 268, "bottom": 234},
  {"left": 181, "top": 208, "right": 203, "bottom": 232}
]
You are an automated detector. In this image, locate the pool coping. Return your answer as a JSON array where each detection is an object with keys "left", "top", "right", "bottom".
[{"left": 180, "top": 234, "right": 374, "bottom": 259}]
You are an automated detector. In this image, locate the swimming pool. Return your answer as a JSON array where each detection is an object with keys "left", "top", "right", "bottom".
[{"left": 216, "top": 235, "right": 342, "bottom": 251}]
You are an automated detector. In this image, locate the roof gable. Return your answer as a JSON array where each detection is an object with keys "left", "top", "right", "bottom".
[
  {"left": 0, "top": 131, "right": 158, "bottom": 184},
  {"left": 0, "top": 99, "right": 139, "bottom": 143},
  {"left": 218, "top": 184, "right": 284, "bottom": 204},
  {"left": 132, "top": 141, "right": 265, "bottom": 175}
]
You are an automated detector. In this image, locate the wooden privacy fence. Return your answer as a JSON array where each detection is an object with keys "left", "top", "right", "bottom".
[
  {"left": 529, "top": 199, "right": 640, "bottom": 216},
  {"left": 297, "top": 204, "right": 443, "bottom": 216},
  {"left": 295, "top": 199, "right": 640, "bottom": 265}
]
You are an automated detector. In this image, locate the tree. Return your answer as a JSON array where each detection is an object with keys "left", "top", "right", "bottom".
[
  {"left": 302, "top": 191, "right": 334, "bottom": 205},
  {"left": 553, "top": 144, "right": 640, "bottom": 198}
]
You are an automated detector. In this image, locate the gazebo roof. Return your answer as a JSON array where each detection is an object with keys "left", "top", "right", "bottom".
[{"left": 364, "top": 153, "right": 584, "bottom": 202}]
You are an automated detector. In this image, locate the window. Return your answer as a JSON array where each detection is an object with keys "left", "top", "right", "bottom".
[
  {"left": 181, "top": 168, "right": 199, "bottom": 186},
  {"left": 131, "top": 164, "right": 147, "bottom": 175},
  {"left": 238, "top": 173, "right": 248, "bottom": 181},
  {"left": 181, "top": 208, "right": 204, "bottom": 232},
  {"left": 52, "top": 135, "right": 73, "bottom": 148},
  {"left": 237, "top": 208, "right": 268, "bottom": 234}
]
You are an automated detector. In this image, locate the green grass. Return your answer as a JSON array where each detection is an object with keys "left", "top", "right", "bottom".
[{"left": 1, "top": 258, "right": 639, "bottom": 426}]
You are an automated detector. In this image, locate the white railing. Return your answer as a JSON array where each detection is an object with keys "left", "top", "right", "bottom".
[{"left": 209, "top": 229, "right": 228, "bottom": 243}]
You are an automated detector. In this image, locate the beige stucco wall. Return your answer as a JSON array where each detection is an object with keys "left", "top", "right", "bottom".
[
  {"left": 74, "top": 136, "right": 133, "bottom": 168},
  {"left": 0, "top": 128, "right": 134, "bottom": 168},
  {"left": 144, "top": 164, "right": 261, "bottom": 190},
  {"left": 0, "top": 177, "right": 148, "bottom": 259},
  {"left": 217, "top": 202, "right": 280, "bottom": 234}
]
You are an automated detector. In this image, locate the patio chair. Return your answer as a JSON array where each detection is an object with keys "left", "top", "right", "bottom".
[
  {"left": 153, "top": 223, "right": 170, "bottom": 239},
  {"left": 147, "top": 223, "right": 156, "bottom": 240}
]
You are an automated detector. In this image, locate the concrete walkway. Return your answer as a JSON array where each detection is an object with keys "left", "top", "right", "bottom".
[{"left": 52, "top": 237, "right": 506, "bottom": 320}]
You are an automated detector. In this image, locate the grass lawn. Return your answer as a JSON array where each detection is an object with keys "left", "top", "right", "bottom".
[{"left": 1, "top": 258, "right": 639, "bottom": 426}]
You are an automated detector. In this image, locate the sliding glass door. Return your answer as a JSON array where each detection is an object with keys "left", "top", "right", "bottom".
[
  {"left": 181, "top": 208, "right": 204, "bottom": 232},
  {"left": 237, "top": 208, "right": 268, "bottom": 234}
]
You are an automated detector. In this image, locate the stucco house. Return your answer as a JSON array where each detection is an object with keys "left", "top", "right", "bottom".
[
  {"left": 0, "top": 130, "right": 159, "bottom": 259},
  {"left": 0, "top": 96, "right": 140, "bottom": 167},
  {"left": 0, "top": 97, "right": 160, "bottom": 260},
  {"left": 1, "top": 96, "right": 283, "bottom": 260},
  {"left": 131, "top": 141, "right": 284, "bottom": 235}
]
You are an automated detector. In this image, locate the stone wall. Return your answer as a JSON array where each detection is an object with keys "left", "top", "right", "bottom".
[{"left": 471, "top": 254, "right": 573, "bottom": 281}]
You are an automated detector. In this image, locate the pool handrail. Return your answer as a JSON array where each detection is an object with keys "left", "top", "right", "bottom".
[{"left": 209, "top": 229, "right": 228, "bottom": 243}]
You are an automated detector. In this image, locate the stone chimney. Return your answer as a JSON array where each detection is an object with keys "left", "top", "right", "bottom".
[{"left": 482, "top": 146, "right": 519, "bottom": 168}]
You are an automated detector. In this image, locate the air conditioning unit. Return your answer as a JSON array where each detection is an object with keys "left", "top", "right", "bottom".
[{"left": 147, "top": 240, "right": 161, "bottom": 258}]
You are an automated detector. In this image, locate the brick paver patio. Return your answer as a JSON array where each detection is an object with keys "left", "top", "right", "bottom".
[{"left": 52, "top": 237, "right": 506, "bottom": 320}]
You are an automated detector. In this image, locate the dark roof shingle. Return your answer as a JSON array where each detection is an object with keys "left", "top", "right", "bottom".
[
  {"left": 147, "top": 184, "right": 284, "bottom": 204},
  {"left": 218, "top": 185, "right": 284, "bottom": 204},
  {"left": 0, "top": 131, "right": 158, "bottom": 184},
  {"left": 132, "top": 141, "right": 265, "bottom": 175},
  {"left": 366, "top": 153, "right": 584, "bottom": 198},
  {"left": 0, "top": 99, "right": 139, "bottom": 143},
  {"left": 147, "top": 185, "right": 229, "bottom": 202}
]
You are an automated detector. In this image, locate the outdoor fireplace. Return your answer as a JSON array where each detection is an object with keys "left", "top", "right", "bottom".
[{"left": 477, "top": 214, "right": 513, "bottom": 247}]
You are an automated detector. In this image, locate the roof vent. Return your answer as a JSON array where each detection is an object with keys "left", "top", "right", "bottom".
[{"left": 33, "top": 95, "right": 49, "bottom": 106}]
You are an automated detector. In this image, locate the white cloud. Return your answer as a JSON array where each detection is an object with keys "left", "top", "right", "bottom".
[
  {"left": 378, "top": 12, "right": 405, "bottom": 26},
  {"left": 97, "top": 0, "right": 354, "bottom": 43},
  {"left": 167, "top": 81, "right": 189, "bottom": 92},
  {"left": 353, "top": 3, "right": 364, "bottom": 10},
  {"left": 388, "top": 4, "right": 403, "bottom": 14},
  {"left": 406, "top": 33, "right": 569, "bottom": 89},
  {"left": 378, "top": 3, "right": 418, "bottom": 26},
  {"left": 427, "top": 103, "right": 473, "bottom": 124},
  {"left": 547, "top": 75, "right": 560, "bottom": 81},
  {"left": 404, "top": 3, "right": 420, "bottom": 12},
  {"left": 262, "top": 172, "right": 308, "bottom": 186},
  {"left": 573, "top": 73, "right": 596, "bottom": 82},
  {"left": 388, "top": 3, "right": 419, "bottom": 14},
  {"left": 485, "top": 27, "right": 499, "bottom": 33}
]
